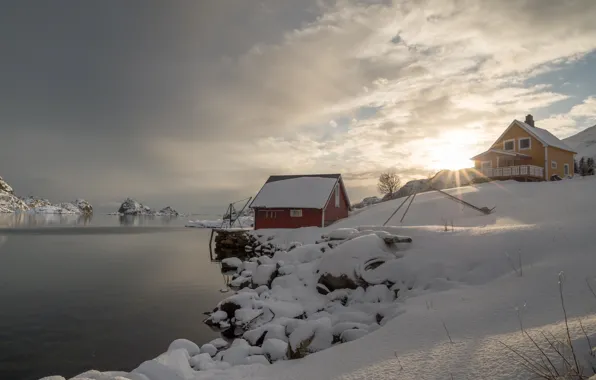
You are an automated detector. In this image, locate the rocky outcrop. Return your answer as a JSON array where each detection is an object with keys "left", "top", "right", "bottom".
[
  {"left": 73, "top": 199, "right": 93, "bottom": 214},
  {"left": 1, "top": 192, "right": 30, "bottom": 213},
  {"left": 0, "top": 176, "right": 30, "bottom": 213},
  {"left": 156, "top": 206, "right": 179, "bottom": 216},
  {"left": 352, "top": 196, "right": 381, "bottom": 209},
  {"left": 117, "top": 198, "right": 153, "bottom": 215},
  {"left": 0, "top": 176, "right": 14, "bottom": 194},
  {"left": 116, "top": 199, "right": 181, "bottom": 216},
  {"left": 23, "top": 196, "right": 52, "bottom": 208}
]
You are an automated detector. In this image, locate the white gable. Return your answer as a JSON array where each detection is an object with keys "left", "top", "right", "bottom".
[{"left": 251, "top": 177, "right": 339, "bottom": 209}]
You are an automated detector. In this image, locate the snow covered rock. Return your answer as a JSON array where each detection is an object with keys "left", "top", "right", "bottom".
[
  {"left": 253, "top": 264, "right": 278, "bottom": 287},
  {"left": 352, "top": 196, "right": 381, "bottom": 209},
  {"left": 0, "top": 191, "right": 30, "bottom": 213},
  {"left": 340, "top": 328, "right": 368, "bottom": 342},
  {"left": 288, "top": 318, "right": 333, "bottom": 359},
  {"left": 73, "top": 199, "right": 93, "bottom": 214},
  {"left": 262, "top": 338, "right": 288, "bottom": 361},
  {"left": 23, "top": 196, "right": 52, "bottom": 208},
  {"left": 317, "top": 234, "right": 399, "bottom": 290},
  {"left": 0, "top": 176, "right": 14, "bottom": 194},
  {"left": 208, "top": 338, "right": 229, "bottom": 350},
  {"left": 167, "top": 338, "right": 200, "bottom": 356},
  {"left": 117, "top": 198, "right": 153, "bottom": 215},
  {"left": 200, "top": 343, "right": 218, "bottom": 357},
  {"left": 221, "top": 257, "right": 243, "bottom": 273},
  {"left": 156, "top": 206, "right": 179, "bottom": 216}
]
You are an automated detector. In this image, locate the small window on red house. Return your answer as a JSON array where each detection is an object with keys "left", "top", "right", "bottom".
[
  {"left": 335, "top": 184, "right": 340, "bottom": 207},
  {"left": 290, "top": 209, "right": 302, "bottom": 217},
  {"left": 266, "top": 211, "right": 277, "bottom": 219}
]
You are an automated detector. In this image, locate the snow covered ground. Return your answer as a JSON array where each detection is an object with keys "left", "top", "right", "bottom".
[{"left": 43, "top": 177, "right": 596, "bottom": 380}]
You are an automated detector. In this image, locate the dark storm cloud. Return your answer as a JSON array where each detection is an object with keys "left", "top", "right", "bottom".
[{"left": 0, "top": 0, "right": 320, "bottom": 211}]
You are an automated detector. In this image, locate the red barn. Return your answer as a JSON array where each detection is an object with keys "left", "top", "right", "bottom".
[{"left": 250, "top": 174, "right": 351, "bottom": 229}]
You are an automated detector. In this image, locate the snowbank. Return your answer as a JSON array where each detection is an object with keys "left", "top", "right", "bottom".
[{"left": 44, "top": 177, "right": 596, "bottom": 380}]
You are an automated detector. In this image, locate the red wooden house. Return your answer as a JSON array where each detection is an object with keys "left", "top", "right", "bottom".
[{"left": 250, "top": 174, "right": 351, "bottom": 229}]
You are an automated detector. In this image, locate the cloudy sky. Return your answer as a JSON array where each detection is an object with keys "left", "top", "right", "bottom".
[{"left": 1, "top": 0, "right": 596, "bottom": 214}]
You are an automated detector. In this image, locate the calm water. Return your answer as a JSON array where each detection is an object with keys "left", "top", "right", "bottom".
[{"left": 0, "top": 214, "right": 226, "bottom": 380}]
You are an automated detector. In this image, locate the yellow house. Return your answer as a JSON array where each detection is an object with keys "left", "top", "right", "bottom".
[{"left": 471, "top": 115, "right": 576, "bottom": 181}]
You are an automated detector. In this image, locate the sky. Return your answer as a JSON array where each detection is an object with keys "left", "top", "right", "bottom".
[{"left": 1, "top": 0, "right": 596, "bottom": 214}]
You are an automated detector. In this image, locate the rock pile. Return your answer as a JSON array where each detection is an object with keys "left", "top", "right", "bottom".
[{"left": 202, "top": 227, "right": 412, "bottom": 368}]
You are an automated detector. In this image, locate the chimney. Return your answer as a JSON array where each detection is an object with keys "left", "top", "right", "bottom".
[{"left": 525, "top": 114, "right": 535, "bottom": 127}]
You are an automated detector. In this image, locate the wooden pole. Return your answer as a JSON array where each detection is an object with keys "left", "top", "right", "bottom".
[
  {"left": 383, "top": 194, "right": 411, "bottom": 226},
  {"left": 400, "top": 192, "right": 417, "bottom": 223}
]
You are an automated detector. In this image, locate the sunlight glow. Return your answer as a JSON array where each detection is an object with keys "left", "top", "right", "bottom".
[{"left": 427, "top": 129, "right": 478, "bottom": 171}]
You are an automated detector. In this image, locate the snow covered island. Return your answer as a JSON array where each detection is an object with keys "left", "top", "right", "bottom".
[
  {"left": 114, "top": 198, "right": 180, "bottom": 217},
  {"left": 43, "top": 177, "right": 596, "bottom": 380},
  {"left": 1, "top": 175, "right": 93, "bottom": 214}
]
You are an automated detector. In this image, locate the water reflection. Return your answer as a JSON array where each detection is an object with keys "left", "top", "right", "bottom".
[
  {"left": 118, "top": 215, "right": 178, "bottom": 226},
  {"left": 0, "top": 213, "right": 92, "bottom": 227}
]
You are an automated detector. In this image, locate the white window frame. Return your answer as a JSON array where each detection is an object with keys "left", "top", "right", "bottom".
[
  {"left": 518, "top": 137, "right": 531, "bottom": 150},
  {"left": 503, "top": 139, "right": 515, "bottom": 151},
  {"left": 334, "top": 184, "right": 340, "bottom": 207},
  {"left": 481, "top": 161, "right": 492, "bottom": 170},
  {"left": 551, "top": 161, "right": 557, "bottom": 169},
  {"left": 266, "top": 211, "right": 277, "bottom": 219},
  {"left": 289, "top": 209, "right": 302, "bottom": 218}
]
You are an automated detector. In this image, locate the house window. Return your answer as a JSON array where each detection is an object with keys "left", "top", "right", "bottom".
[
  {"left": 290, "top": 209, "right": 302, "bottom": 217},
  {"left": 519, "top": 137, "right": 531, "bottom": 150},
  {"left": 266, "top": 211, "right": 277, "bottom": 219},
  {"left": 335, "top": 185, "right": 340, "bottom": 207},
  {"left": 564, "top": 164, "right": 569, "bottom": 176},
  {"left": 503, "top": 139, "right": 515, "bottom": 151},
  {"left": 481, "top": 161, "right": 492, "bottom": 170},
  {"left": 551, "top": 161, "right": 557, "bottom": 169}
]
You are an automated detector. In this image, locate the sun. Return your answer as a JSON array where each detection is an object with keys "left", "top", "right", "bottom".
[{"left": 427, "top": 130, "right": 477, "bottom": 171}]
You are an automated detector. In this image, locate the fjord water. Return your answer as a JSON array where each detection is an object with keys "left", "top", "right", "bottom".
[{"left": 0, "top": 214, "right": 226, "bottom": 380}]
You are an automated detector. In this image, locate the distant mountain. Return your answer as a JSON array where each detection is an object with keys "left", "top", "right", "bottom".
[{"left": 563, "top": 124, "right": 596, "bottom": 159}]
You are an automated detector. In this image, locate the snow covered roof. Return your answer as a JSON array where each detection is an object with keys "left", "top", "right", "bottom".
[
  {"left": 250, "top": 174, "right": 344, "bottom": 209},
  {"left": 509, "top": 120, "right": 576, "bottom": 152}
]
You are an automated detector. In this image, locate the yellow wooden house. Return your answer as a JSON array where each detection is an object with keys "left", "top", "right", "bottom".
[{"left": 471, "top": 115, "right": 576, "bottom": 181}]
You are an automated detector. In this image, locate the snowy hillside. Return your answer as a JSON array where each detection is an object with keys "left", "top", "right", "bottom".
[
  {"left": 43, "top": 178, "right": 596, "bottom": 380},
  {"left": 564, "top": 124, "right": 596, "bottom": 159}
]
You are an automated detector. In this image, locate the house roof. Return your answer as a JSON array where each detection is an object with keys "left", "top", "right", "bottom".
[
  {"left": 250, "top": 174, "right": 348, "bottom": 209},
  {"left": 501, "top": 120, "right": 576, "bottom": 152},
  {"left": 470, "top": 149, "right": 532, "bottom": 160}
]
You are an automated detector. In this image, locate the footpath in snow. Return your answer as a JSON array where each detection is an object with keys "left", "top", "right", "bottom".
[{"left": 44, "top": 177, "right": 596, "bottom": 380}]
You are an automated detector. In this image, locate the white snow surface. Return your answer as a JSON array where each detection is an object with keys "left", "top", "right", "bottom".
[
  {"left": 51, "top": 177, "right": 596, "bottom": 380},
  {"left": 564, "top": 124, "right": 596, "bottom": 159},
  {"left": 250, "top": 176, "right": 338, "bottom": 209}
]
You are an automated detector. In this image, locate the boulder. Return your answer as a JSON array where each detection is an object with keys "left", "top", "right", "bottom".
[
  {"left": 168, "top": 339, "right": 200, "bottom": 356},
  {"left": 262, "top": 339, "right": 288, "bottom": 361},
  {"left": 318, "top": 273, "right": 358, "bottom": 291},
  {"left": 221, "top": 258, "right": 243, "bottom": 273}
]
